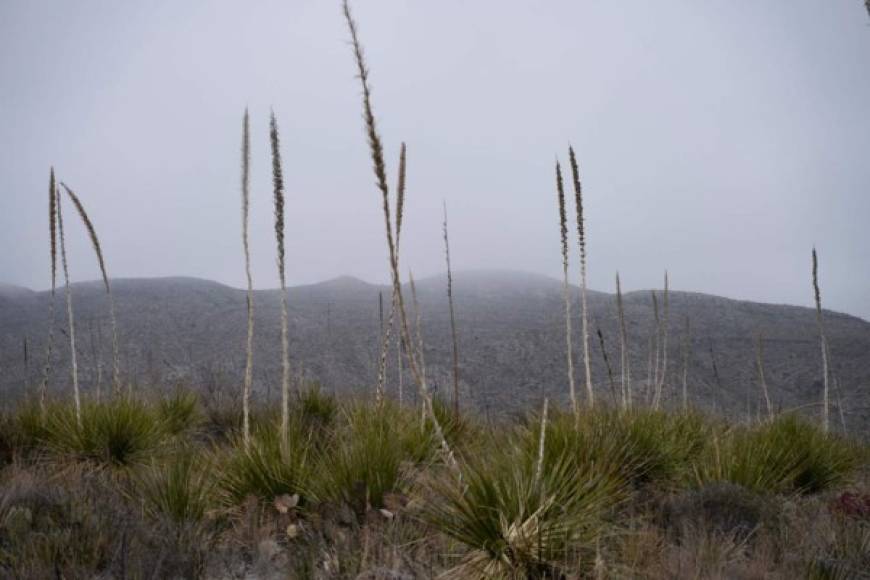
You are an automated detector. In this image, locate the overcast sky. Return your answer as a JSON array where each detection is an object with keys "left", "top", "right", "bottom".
[{"left": 1, "top": 1, "right": 868, "bottom": 319}]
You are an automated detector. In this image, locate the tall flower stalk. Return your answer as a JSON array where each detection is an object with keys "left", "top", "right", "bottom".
[
  {"left": 56, "top": 186, "right": 80, "bottom": 425},
  {"left": 555, "top": 160, "right": 577, "bottom": 417},
  {"left": 682, "top": 316, "right": 691, "bottom": 412},
  {"left": 61, "top": 183, "right": 121, "bottom": 395},
  {"left": 269, "top": 111, "right": 291, "bottom": 442},
  {"left": 240, "top": 109, "right": 254, "bottom": 449},
  {"left": 615, "top": 273, "right": 630, "bottom": 410},
  {"left": 375, "top": 144, "right": 407, "bottom": 404},
  {"left": 812, "top": 247, "right": 830, "bottom": 433},
  {"left": 658, "top": 271, "right": 670, "bottom": 404},
  {"left": 755, "top": 330, "right": 772, "bottom": 418},
  {"left": 568, "top": 147, "right": 594, "bottom": 408},
  {"left": 40, "top": 168, "right": 59, "bottom": 415},
  {"left": 443, "top": 201, "right": 461, "bottom": 418},
  {"left": 343, "top": 0, "right": 458, "bottom": 474}
]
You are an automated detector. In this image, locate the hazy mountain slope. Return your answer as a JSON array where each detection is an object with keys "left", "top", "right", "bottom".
[{"left": 1, "top": 271, "right": 868, "bottom": 432}]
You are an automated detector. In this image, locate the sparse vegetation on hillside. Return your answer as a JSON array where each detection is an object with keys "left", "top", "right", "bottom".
[
  {"left": 7, "top": 2, "right": 867, "bottom": 578},
  {"left": 0, "top": 393, "right": 866, "bottom": 578}
]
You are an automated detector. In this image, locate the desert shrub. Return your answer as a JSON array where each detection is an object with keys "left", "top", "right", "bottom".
[
  {"left": 40, "top": 397, "right": 167, "bottom": 468},
  {"left": 803, "top": 515, "right": 870, "bottom": 579},
  {"left": 658, "top": 482, "right": 779, "bottom": 543},
  {"left": 0, "top": 465, "right": 134, "bottom": 578},
  {"left": 220, "top": 422, "right": 314, "bottom": 506},
  {"left": 133, "top": 450, "right": 219, "bottom": 577},
  {"left": 422, "top": 438, "right": 622, "bottom": 579}
]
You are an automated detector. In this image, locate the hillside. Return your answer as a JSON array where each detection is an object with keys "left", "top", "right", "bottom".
[{"left": 1, "top": 270, "right": 868, "bottom": 432}]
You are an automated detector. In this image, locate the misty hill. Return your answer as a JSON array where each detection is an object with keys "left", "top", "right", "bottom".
[{"left": 1, "top": 270, "right": 868, "bottom": 432}]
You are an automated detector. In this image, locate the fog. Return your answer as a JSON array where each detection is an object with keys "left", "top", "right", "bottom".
[{"left": 2, "top": 1, "right": 869, "bottom": 319}]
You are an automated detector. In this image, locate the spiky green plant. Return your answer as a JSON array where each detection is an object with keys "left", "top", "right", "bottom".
[
  {"left": 270, "top": 110, "right": 292, "bottom": 443},
  {"left": 60, "top": 183, "right": 120, "bottom": 395},
  {"left": 568, "top": 147, "right": 594, "bottom": 409},
  {"left": 422, "top": 434, "right": 620, "bottom": 579},
  {"left": 240, "top": 108, "right": 254, "bottom": 449},
  {"left": 555, "top": 160, "right": 578, "bottom": 418},
  {"left": 55, "top": 185, "right": 81, "bottom": 425}
]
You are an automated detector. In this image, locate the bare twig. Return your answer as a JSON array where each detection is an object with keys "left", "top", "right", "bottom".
[{"left": 443, "top": 201, "right": 461, "bottom": 418}]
